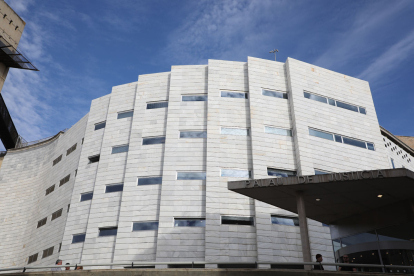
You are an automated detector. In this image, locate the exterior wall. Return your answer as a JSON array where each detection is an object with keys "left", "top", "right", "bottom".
[
  {"left": 383, "top": 135, "right": 414, "bottom": 171},
  {"left": 0, "top": 114, "right": 87, "bottom": 268},
  {"left": 396, "top": 136, "right": 414, "bottom": 150}
]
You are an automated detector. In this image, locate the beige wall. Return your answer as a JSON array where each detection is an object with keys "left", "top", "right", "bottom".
[
  {"left": 0, "top": 0, "right": 25, "bottom": 48},
  {"left": 396, "top": 136, "right": 414, "bottom": 150}
]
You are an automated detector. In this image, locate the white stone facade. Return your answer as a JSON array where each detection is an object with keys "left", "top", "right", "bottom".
[{"left": 1, "top": 56, "right": 413, "bottom": 269}]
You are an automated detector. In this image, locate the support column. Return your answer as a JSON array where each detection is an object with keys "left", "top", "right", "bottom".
[{"left": 296, "top": 191, "right": 312, "bottom": 270}]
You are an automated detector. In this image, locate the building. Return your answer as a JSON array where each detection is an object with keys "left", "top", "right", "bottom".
[{"left": 0, "top": 56, "right": 413, "bottom": 271}]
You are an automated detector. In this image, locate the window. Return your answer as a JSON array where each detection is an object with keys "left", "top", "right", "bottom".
[
  {"left": 112, "top": 145, "right": 129, "bottom": 154},
  {"left": 169, "top": 264, "right": 205, "bottom": 268},
  {"left": 28, "top": 253, "right": 38, "bottom": 264},
  {"left": 180, "top": 131, "right": 207, "bottom": 138},
  {"left": 37, "top": 217, "right": 47, "bottom": 228},
  {"left": 367, "top": 143, "right": 375, "bottom": 151},
  {"left": 342, "top": 137, "right": 368, "bottom": 149},
  {"left": 99, "top": 227, "right": 118, "bottom": 237},
  {"left": 94, "top": 121, "right": 106, "bottom": 130},
  {"left": 45, "top": 184, "right": 55, "bottom": 196},
  {"left": 117, "top": 111, "right": 134, "bottom": 119},
  {"left": 59, "top": 243, "right": 62, "bottom": 252},
  {"left": 105, "top": 184, "right": 124, "bottom": 193},
  {"left": 221, "top": 169, "right": 251, "bottom": 178},
  {"left": 147, "top": 101, "right": 168, "bottom": 109},
  {"left": 177, "top": 172, "right": 206, "bottom": 180},
  {"left": 314, "top": 169, "right": 329, "bottom": 175},
  {"left": 328, "top": 98, "right": 336, "bottom": 106},
  {"left": 271, "top": 215, "right": 299, "bottom": 226},
  {"left": 59, "top": 174, "right": 70, "bottom": 186},
  {"left": 334, "top": 134, "right": 342, "bottom": 143},
  {"left": 133, "top": 221, "right": 159, "bottom": 231},
  {"left": 304, "top": 92, "right": 326, "bottom": 103},
  {"left": 72, "top": 233, "right": 86, "bottom": 243},
  {"left": 67, "top": 204, "right": 70, "bottom": 213},
  {"left": 267, "top": 168, "right": 296, "bottom": 177},
  {"left": 66, "top": 143, "right": 77, "bottom": 156},
  {"left": 309, "top": 128, "right": 375, "bottom": 151},
  {"left": 221, "top": 91, "right": 248, "bottom": 99},
  {"left": 42, "top": 246, "right": 54, "bottom": 259},
  {"left": 391, "top": 158, "right": 395, "bottom": 169},
  {"left": 222, "top": 216, "right": 254, "bottom": 226},
  {"left": 138, "top": 176, "right": 162, "bottom": 185},
  {"left": 51, "top": 208, "right": 63, "bottom": 221},
  {"left": 303, "top": 91, "right": 366, "bottom": 114},
  {"left": 142, "top": 136, "right": 165, "bottom": 145},
  {"left": 359, "top": 107, "right": 366, "bottom": 114},
  {"left": 219, "top": 264, "right": 257, "bottom": 269},
  {"left": 336, "top": 101, "right": 359, "bottom": 112},
  {"left": 80, "top": 192, "right": 93, "bottom": 202},
  {"left": 52, "top": 155, "right": 62, "bottom": 166},
  {"left": 309, "top": 128, "right": 333, "bottom": 141},
  {"left": 174, "top": 218, "right": 205, "bottom": 227},
  {"left": 88, "top": 155, "right": 100, "bottom": 163},
  {"left": 182, "top": 94, "right": 207, "bottom": 101},
  {"left": 221, "top": 127, "right": 249, "bottom": 136},
  {"left": 265, "top": 126, "right": 292, "bottom": 136},
  {"left": 262, "top": 89, "right": 288, "bottom": 99}
]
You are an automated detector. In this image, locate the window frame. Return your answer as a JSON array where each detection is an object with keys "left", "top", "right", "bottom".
[
  {"left": 220, "top": 168, "right": 252, "bottom": 178},
  {"left": 221, "top": 215, "right": 255, "bottom": 226},
  {"left": 220, "top": 90, "right": 249, "bottom": 99},
  {"left": 174, "top": 218, "right": 206, "bottom": 227},
  {"left": 179, "top": 130, "right": 207, "bottom": 139},
  {"left": 176, "top": 171, "right": 206, "bottom": 180},
  {"left": 105, "top": 183, "right": 124, "bottom": 193},
  {"left": 98, "top": 227, "right": 118, "bottom": 237},
  {"left": 132, "top": 221, "right": 159, "bottom": 231},
  {"left": 262, "top": 89, "right": 288, "bottom": 99},
  {"left": 94, "top": 121, "right": 106, "bottom": 130},
  {"left": 51, "top": 208, "right": 63, "bottom": 221},
  {"left": 146, "top": 101, "right": 168, "bottom": 109},
  {"left": 142, "top": 136, "right": 166, "bottom": 145},
  {"left": 88, "top": 154, "right": 100, "bottom": 164},
  {"left": 181, "top": 94, "right": 208, "bottom": 102},
  {"left": 264, "top": 126, "right": 292, "bottom": 137},
  {"left": 137, "top": 176, "right": 162, "bottom": 186},
  {"left": 220, "top": 127, "right": 250, "bottom": 136},
  {"left": 80, "top": 192, "right": 93, "bottom": 202},
  {"left": 270, "top": 215, "right": 299, "bottom": 226},
  {"left": 117, "top": 110, "right": 134, "bottom": 119},
  {"left": 111, "top": 144, "right": 129, "bottom": 154},
  {"left": 72, "top": 233, "right": 86, "bottom": 243}
]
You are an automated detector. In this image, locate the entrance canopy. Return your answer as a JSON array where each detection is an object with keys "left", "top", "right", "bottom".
[{"left": 228, "top": 168, "right": 414, "bottom": 224}]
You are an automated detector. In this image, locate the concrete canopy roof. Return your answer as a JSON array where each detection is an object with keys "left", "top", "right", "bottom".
[{"left": 228, "top": 168, "right": 414, "bottom": 225}]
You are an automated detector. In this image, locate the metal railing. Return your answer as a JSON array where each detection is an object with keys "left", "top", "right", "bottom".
[
  {"left": 0, "top": 261, "right": 413, "bottom": 273},
  {"left": 14, "top": 129, "right": 68, "bottom": 149}
]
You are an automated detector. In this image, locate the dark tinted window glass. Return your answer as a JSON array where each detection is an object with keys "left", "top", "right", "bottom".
[
  {"left": 59, "top": 174, "right": 70, "bottom": 186},
  {"left": 182, "top": 95, "right": 207, "bottom": 101},
  {"left": 28, "top": 253, "right": 38, "bottom": 264},
  {"left": 99, "top": 227, "right": 118, "bottom": 236},
  {"left": 341, "top": 232, "right": 377, "bottom": 246},
  {"left": 169, "top": 264, "right": 205, "bottom": 268},
  {"left": 334, "top": 134, "right": 342, "bottom": 143},
  {"left": 95, "top": 122, "right": 106, "bottom": 130},
  {"left": 219, "top": 264, "right": 257, "bottom": 268},
  {"left": 45, "top": 184, "right": 55, "bottom": 195},
  {"left": 177, "top": 172, "right": 206, "bottom": 180},
  {"left": 117, "top": 111, "right": 134, "bottom": 119},
  {"left": 391, "top": 158, "right": 395, "bottom": 169},
  {"left": 42, "top": 246, "right": 53, "bottom": 258},
  {"left": 271, "top": 215, "right": 299, "bottom": 226},
  {"left": 133, "top": 221, "right": 159, "bottom": 231},
  {"left": 174, "top": 218, "right": 206, "bottom": 227},
  {"left": 309, "top": 129, "right": 333, "bottom": 141},
  {"left": 328, "top": 98, "right": 336, "bottom": 106},
  {"left": 267, "top": 168, "right": 296, "bottom": 177},
  {"left": 180, "top": 131, "right": 207, "bottom": 138},
  {"left": 147, "top": 101, "right": 168, "bottom": 109},
  {"left": 376, "top": 221, "right": 414, "bottom": 242},
  {"left": 314, "top": 170, "right": 329, "bottom": 175},
  {"left": 221, "top": 216, "right": 254, "bottom": 226},
  {"left": 271, "top": 265, "right": 304, "bottom": 269},
  {"left": 221, "top": 91, "right": 248, "bottom": 99},
  {"left": 359, "top": 107, "right": 366, "bottom": 114},
  {"left": 304, "top": 92, "right": 327, "bottom": 103},
  {"left": 53, "top": 155, "right": 62, "bottom": 166},
  {"left": 66, "top": 143, "right": 77, "bottom": 156},
  {"left": 72, "top": 233, "right": 86, "bottom": 243},
  {"left": 88, "top": 155, "right": 100, "bottom": 163},
  {"left": 263, "top": 89, "right": 287, "bottom": 99},
  {"left": 105, "top": 184, "right": 123, "bottom": 193},
  {"left": 336, "top": 101, "right": 359, "bottom": 112},
  {"left": 37, "top": 217, "right": 47, "bottom": 228},
  {"left": 342, "top": 137, "right": 366, "bottom": 149},
  {"left": 51, "top": 208, "right": 62, "bottom": 221},
  {"left": 367, "top": 143, "right": 375, "bottom": 151},
  {"left": 138, "top": 177, "right": 162, "bottom": 185},
  {"left": 142, "top": 137, "right": 165, "bottom": 145},
  {"left": 80, "top": 192, "right": 93, "bottom": 202},
  {"left": 112, "top": 145, "right": 129, "bottom": 154}
]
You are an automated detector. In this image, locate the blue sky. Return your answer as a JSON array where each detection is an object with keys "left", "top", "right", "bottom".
[{"left": 2, "top": 0, "right": 414, "bottom": 150}]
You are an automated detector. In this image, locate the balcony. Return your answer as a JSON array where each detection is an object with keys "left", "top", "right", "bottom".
[{"left": 0, "top": 36, "right": 38, "bottom": 71}]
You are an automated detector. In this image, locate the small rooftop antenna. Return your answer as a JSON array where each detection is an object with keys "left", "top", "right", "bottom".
[{"left": 269, "top": 49, "right": 279, "bottom": 61}]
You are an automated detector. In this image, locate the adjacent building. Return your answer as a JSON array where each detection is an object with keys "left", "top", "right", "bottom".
[{"left": 0, "top": 56, "right": 413, "bottom": 270}]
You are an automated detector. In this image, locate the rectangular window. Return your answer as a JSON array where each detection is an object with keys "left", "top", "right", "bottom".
[
  {"left": 72, "top": 233, "right": 86, "bottom": 243},
  {"left": 309, "top": 128, "right": 333, "bottom": 141},
  {"left": 174, "top": 218, "right": 206, "bottom": 227},
  {"left": 182, "top": 94, "right": 208, "bottom": 101},
  {"left": 59, "top": 174, "right": 70, "bottom": 186},
  {"left": 336, "top": 101, "right": 359, "bottom": 112},
  {"left": 66, "top": 143, "right": 77, "bottom": 156},
  {"left": 267, "top": 168, "right": 296, "bottom": 177},
  {"left": 112, "top": 145, "right": 129, "bottom": 154},
  {"left": 328, "top": 98, "right": 336, "bottom": 106},
  {"left": 314, "top": 169, "right": 329, "bottom": 175},
  {"left": 304, "top": 92, "right": 327, "bottom": 103},
  {"left": 221, "top": 91, "right": 248, "bottom": 99},
  {"left": 80, "top": 192, "right": 93, "bottom": 202},
  {"left": 271, "top": 215, "right": 299, "bottom": 226},
  {"left": 147, "top": 101, "right": 168, "bottom": 109},
  {"left": 45, "top": 184, "right": 55, "bottom": 196},
  {"left": 138, "top": 176, "right": 162, "bottom": 186},
  {"left": 37, "top": 217, "right": 47, "bottom": 228},
  {"left": 28, "top": 253, "right": 38, "bottom": 264},
  {"left": 180, "top": 131, "right": 207, "bottom": 138},
  {"left": 99, "top": 227, "right": 118, "bottom": 237},
  {"left": 94, "top": 121, "right": 106, "bottom": 130},
  {"left": 117, "top": 110, "right": 134, "bottom": 119},
  {"left": 51, "top": 208, "right": 63, "bottom": 221},
  {"left": 105, "top": 184, "right": 124, "bottom": 193},
  {"left": 142, "top": 136, "right": 166, "bottom": 145},
  {"left": 133, "top": 221, "right": 159, "bottom": 231},
  {"left": 391, "top": 158, "right": 395, "bottom": 169},
  {"left": 221, "top": 127, "right": 249, "bottom": 136},
  {"left": 334, "top": 134, "right": 342, "bottom": 143},
  {"left": 169, "top": 264, "right": 205, "bottom": 269},
  {"left": 221, "top": 216, "right": 254, "bottom": 226},
  {"left": 177, "top": 172, "right": 206, "bottom": 180},
  {"left": 342, "top": 137, "right": 366, "bottom": 149},
  {"left": 359, "top": 107, "right": 367, "bottom": 114},
  {"left": 221, "top": 169, "right": 251, "bottom": 178},
  {"left": 265, "top": 126, "right": 292, "bottom": 136},
  {"left": 52, "top": 155, "right": 62, "bottom": 166},
  {"left": 88, "top": 155, "right": 100, "bottom": 163},
  {"left": 367, "top": 143, "right": 375, "bottom": 151},
  {"left": 262, "top": 89, "right": 288, "bottom": 99},
  {"left": 42, "top": 246, "right": 54, "bottom": 259}
]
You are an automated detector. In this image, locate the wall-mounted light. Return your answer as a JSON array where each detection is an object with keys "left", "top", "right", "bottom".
[{"left": 377, "top": 195, "right": 383, "bottom": 198}]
